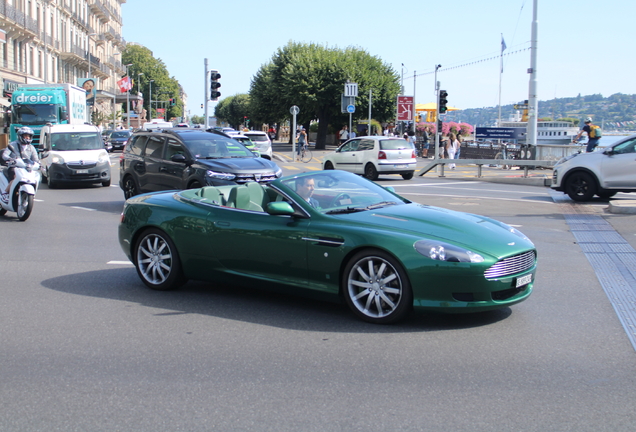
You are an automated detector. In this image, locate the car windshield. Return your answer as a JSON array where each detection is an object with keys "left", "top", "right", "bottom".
[
  {"left": 182, "top": 136, "right": 255, "bottom": 159},
  {"left": 380, "top": 139, "right": 414, "bottom": 150},
  {"left": 110, "top": 131, "right": 131, "bottom": 139},
  {"left": 245, "top": 134, "right": 268, "bottom": 142},
  {"left": 280, "top": 171, "right": 408, "bottom": 214},
  {"left": 51, "top": 132, "right": 103, "bottom": 151},
  {"left": 234, "top": 137, "right": 254, "bottom": 146}
]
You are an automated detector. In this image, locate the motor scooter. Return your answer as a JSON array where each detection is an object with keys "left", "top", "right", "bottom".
[{"left": 0, "top": 158, "right": 41, "bottom": 221}]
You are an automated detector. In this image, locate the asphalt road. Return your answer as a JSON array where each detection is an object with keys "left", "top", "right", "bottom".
[{"left": 1, "top": 154, "right": 635, "bottom": 431}]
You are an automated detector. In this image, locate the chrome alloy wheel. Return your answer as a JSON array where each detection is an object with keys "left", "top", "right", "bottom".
[
  {"left": 137, "top": 233, "right": 174, "bottom": 286},
  {"left": 344, "top": 251, "right": 412, "bottom": 323}
]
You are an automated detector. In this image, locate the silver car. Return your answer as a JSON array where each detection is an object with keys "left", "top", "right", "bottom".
[
  {"left": 243, "top": 131, "right": 273, "bottom": 160},
  {"left": 323, "top": 136, "right": 417, "bottom": 180}
]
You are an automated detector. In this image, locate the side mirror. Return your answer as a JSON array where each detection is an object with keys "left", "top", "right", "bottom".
[
  {"left": 384, "top": 186, "right": 396, "bottom": 193},
  {"left": 171, "top": 154, "right": 187, "bottom": 163},
  {"left": 265, "top": 201, "right": 295, "bottom": 216},
  {"left": 59, "top": 107, "right": 68, "bottom": 121}
]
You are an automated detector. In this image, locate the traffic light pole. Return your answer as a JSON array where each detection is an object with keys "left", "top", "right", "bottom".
[{"left": 204, "top": 58, "right": 209, "bottom": 129}]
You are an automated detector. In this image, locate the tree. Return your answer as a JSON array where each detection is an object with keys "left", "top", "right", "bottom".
[
  {"left": 121, "top": 45, "right": 182, "bottom": 121},
  {"left": 215, "top": 94, "right": 251, "bottom": 128},
  {"left": 250, "top": 42, "right": 400, "bottom": 149}
]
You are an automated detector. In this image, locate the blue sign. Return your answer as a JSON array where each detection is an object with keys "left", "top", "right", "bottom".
[
  {"left": 475, "top": 127, "right": 526, "bottom": 140},
  {"left": 347, "top": 104, "right": 355, "bottom": 114}
]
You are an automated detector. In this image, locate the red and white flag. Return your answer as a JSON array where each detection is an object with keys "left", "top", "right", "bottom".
[{"left": 117, "top": 76, "right": 132, "bottom": 93}]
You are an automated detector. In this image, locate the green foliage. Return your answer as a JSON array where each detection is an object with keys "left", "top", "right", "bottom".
[
  {"left": 122, "top": 45, "right": 182, "bottom": 120},
  {"left": 190, "top": 115, "right": 204, "bottom": 125},
  {"left": 250, "top": 42, "right": 400, "bottom": 149},
  {"left": 215, "top": 94, "right": 251, "bottom": 128}
]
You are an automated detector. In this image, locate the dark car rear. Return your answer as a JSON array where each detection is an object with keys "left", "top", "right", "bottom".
[{"left": 119, "top": 129, "right": 282, "bottom": 199}]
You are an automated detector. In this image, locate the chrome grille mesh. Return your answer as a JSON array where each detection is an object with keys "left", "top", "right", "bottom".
[{"left": 484, "top": 251, "right": 536, "bottom": 279}]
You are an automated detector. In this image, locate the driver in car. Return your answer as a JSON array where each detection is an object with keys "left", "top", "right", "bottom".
[{"left": 295, "top": 176, "right": 320, "bottom": 208}]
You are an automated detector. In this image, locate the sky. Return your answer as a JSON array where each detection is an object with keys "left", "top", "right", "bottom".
[{"left": 121, "top": 0, "right": 635, "bottom": 119}]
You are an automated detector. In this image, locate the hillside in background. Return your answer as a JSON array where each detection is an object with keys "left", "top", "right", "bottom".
[{"left": 444, "top": 93, "right": 636, "bottom": 130}]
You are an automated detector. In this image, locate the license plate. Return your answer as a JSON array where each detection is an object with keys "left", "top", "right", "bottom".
[
  {"left": 75, "top": 169, "right": 89, "bottom": 174},
  {"left": 516, "top": 274, "right": 532, "bottom": 288},
  {"left": 394, "top": 164, "right": 408, "bottom": 169}
]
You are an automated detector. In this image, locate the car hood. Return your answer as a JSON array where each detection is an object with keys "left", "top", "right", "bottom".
[
  {"left": 46, "top": 149, "right": 108, "bottom": 162},
  {"left": 196, "top": 157, "right": 278, "bottom": 172},
  {"left": 332, "top": 203, "right": 534, "bottom": 259}
]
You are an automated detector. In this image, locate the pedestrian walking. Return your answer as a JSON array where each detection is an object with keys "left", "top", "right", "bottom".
[{"left": 339, "top": 126, "right": 348, "bottom": 145}]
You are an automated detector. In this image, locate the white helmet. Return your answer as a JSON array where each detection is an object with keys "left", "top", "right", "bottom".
[{"left": 17, "top": 126, "right": 35, "bottom": 145}]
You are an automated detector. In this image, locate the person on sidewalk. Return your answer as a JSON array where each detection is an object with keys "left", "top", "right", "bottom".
[
  {"left": 339, "top": 126, "right": 348, "bottom": 145},
  {"left": 446, "top": 133, "right": 460, "bottom": 170}
]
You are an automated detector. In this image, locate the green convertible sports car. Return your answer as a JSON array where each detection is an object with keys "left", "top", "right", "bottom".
[{"left": 119, "top": 170, "right": 536, "bottom": 324}]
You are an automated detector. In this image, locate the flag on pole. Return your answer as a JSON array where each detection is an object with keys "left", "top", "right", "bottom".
[{"left": 117, "top": 76, "right": 132, "bottom": 93}]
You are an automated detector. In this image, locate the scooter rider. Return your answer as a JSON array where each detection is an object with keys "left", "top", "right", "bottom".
[{"left": 2, "top": 126, "right": 39, "bottom": 202}]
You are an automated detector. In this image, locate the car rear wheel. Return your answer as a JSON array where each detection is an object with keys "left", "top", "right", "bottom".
[
  {"left": 401, "top": 172, "right": 414, "bottom": 180},
  {"left": 134, "top": 228, "right": 186, "bottom": 291},
  {"left": 342, "top": 249, "right": 412, "bottom": 324},
  {"left": 565, "top": 172, "right": 596, "bottom": 202},
  {"left": 123, "top": 176, "right": 139, "bottom": 199},
  {"left": 324, "top": 161, "right": 334, "bottom": 170},
  {"left": 364, "top": 163, "right": 378, "bottom": 181}
]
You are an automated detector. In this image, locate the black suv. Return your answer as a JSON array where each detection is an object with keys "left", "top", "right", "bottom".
[{"left": 119, "top": 129, "right": 282, "bottom": 199}]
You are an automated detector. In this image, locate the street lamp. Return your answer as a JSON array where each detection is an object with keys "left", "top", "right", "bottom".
[
  {"left": 125, "top": 63, "right": 133, "bottom": 129},
  {"left": 149, "top": 79, "right": 154, "bottom": 120}
]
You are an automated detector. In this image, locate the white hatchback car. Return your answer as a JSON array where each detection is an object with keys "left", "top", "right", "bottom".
[
  {"left": 243, "top": 131, "right": 273, "bottom": 160},
  {"left": 323, "top": 136, "right": 417, "bottom": 180},
  {"left": 551, "top": 134, "right": 636, "bottom": 201}
]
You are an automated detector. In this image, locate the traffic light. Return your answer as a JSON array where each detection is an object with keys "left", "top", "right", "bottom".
[
  {"left": 170, "top": 98, "right": 175, "bottom": 106},
  {"left": 437, "top": 119, "right": 443, "bottom": 134},
  {"left": 210, "top": 70, "right": 221, "bottom": 101},
  {"left": 439, "top": 90, "right": 448, "bottom": 114}
]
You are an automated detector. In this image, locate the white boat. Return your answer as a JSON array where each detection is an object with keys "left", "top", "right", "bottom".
[{"left": 497, "top": 112, "right": 579, "bottom": 145}]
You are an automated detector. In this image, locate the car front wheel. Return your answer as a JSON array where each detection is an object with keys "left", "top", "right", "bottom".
[
  {"left": 342, "top": 249, "right": 412, "bottom": 324},
  {"left": 565, "top": 172, "right": 596, "bottom": 202},
  {"left": 134, "top": 228, "right": 186, "bottom": 291}
]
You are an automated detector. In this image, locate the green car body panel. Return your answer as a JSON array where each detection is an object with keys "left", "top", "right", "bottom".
[{"left": 119, "top": 171, "right": 535, "bottom": 315}]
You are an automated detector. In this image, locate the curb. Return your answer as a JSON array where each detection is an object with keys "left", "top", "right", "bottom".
[{"left": 608, "top": 200, "right": 636, "bottom": 214}]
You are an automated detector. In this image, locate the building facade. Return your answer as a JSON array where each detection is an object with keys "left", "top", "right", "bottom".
[{"left": 0, "top": 0, "right": 127, "bottom": 128}]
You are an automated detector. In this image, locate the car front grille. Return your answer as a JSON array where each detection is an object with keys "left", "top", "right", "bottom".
[
  {"left": 235, "top": 172, "right": 278, "bottom": 183},
  {"left": 484, "top": 250, "right": 536, "bottom": 279},
  {"left": 67, "top": 162, "right": 97, "bottom": 169}
]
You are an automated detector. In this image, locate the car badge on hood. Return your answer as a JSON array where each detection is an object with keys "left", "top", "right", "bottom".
[{"left": 254, "top": 174, "right": 261, "bottom": 182}]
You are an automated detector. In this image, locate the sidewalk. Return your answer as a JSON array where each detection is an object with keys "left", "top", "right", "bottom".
[{"left": 272, "top": 141, "right": 552, "bottom": 186}]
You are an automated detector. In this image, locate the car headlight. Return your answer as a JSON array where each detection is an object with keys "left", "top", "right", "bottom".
[
  {"left": 206, "top": 170, "right": 236, "bottom": 181},
  {"left": 98, "top": 152, "right": 109, "bottom": 164},
  {"left": 414, "top": 239, "right": 484, "bottom": 263},
  {"left": 51, "top": 155, "right": 65, "bottom": 164}
]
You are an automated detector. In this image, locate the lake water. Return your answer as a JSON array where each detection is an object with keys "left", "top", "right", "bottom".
[{"left": 599, "top": 134, "right": 631, "bottom": 147}]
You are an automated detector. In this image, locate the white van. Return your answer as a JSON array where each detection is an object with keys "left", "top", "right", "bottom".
[
  {"left": 142, "top": 119, "right": 173, "bottom": 131},
  {"left": 39, "top": 124, "right": 111, "bottom": 188}
]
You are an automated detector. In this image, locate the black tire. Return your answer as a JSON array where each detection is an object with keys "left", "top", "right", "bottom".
[
  {"left": 102, "top": 179, "right": 111, "bottom": 187},
  {"left": 188, "top": 181, "right": 202, "bottom": 189},
  {"left": 122, "top": 176, "right": 139, "bottom": 199},
  {"left": 364, "top": 163, "right": 378, "bottom": 181},
  {"left": 0, "top": 208, "right": 6, "bottom": 216},
  {"left": 565, "top": 171, "right": 597, "bottom": 202},
  {"left": 324, "top": 161, "right": 334, "bottom": 170},
  {"left": 134, "top": 228, "right": 186, "bottom": 291},
  {"left": 342, "top": 249, "right": 412, "bottom": 324},
  {"left": 17, "top": 191, "right": 34, "bottom": 221},
  {"left": 597, "top": 191, "right": 617, "bottom": 199},
  {"left": 48, "top": 177, "right": 57, "bottom": 189},
  {"left": 401, "top": 172, "right": 414, "bottom": 180}
]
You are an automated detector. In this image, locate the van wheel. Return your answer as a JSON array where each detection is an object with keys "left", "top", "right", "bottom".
[{"left": 102, "top": 179, "right": 111, "bottom": 187}]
